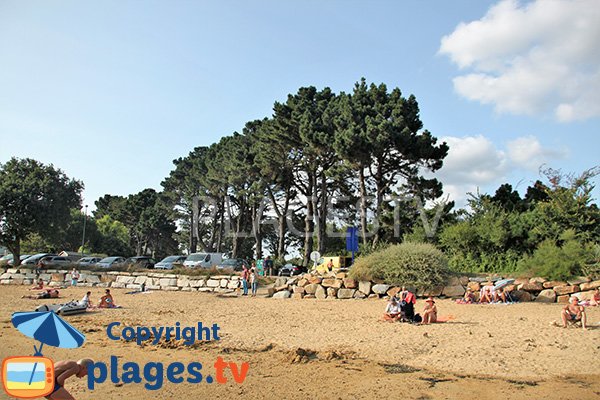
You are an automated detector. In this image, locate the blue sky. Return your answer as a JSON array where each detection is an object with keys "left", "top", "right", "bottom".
[{"left": 1, "top": 0, "right": 598, "bottom": 210}]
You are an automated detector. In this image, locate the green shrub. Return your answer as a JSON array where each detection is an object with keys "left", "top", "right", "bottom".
[
  {"left": 349, "top": 242, "right": 449, "bottom": 289},
  {"left": 518, "top": 230, "right": 597, "bottom": 280}
]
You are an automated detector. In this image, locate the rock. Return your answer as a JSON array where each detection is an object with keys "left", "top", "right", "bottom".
[
  {"left": 6, "top": 269, "right": 19, "bottom": 274},
  {"left": 267, "top": 287, "right": 276, "bottom": 297},
  {"left": 353, "top": 291, "right": 367, "bottom": 299},
  {"left": 335, "top": 272, "right": 347, "bottom": 279},
  {"left": 326, "top": 287, "right": 338, "bottom": 298},
  {"left": 529, "top": 277, "right": 547, "bottom": 284},
  {"left": 100, "top": 274, "right": 117, "bottom": 283},
  {"left": 368, "top": 294, "right": 379, "bottom": 299},
  {"left": 275, "top": 284, "right": 289, "bottom": 292},
  {"left": 372, "top": 284, "right": 390, "bottom": 295},
  {"left": 177, "top": 278, "right": 190, "bottom": 288},
  {"left": 291, "top": 292, "right": 304, "bottom": 299},
  {"left": 554, "top": 285, "right": 579, "bottom": 296},
  {"left": 159, "top": 278, "right": 177, "bottom": 287},
  {"left": 535, "top": 289, "right": 556, "bottom": 302},
  {"left": 447, "top": 276, "right": 462, "bottom": 286},
  {"left": 580, "top": 280, "right": 600, "bottom": 291},
  {"left": 419, "top": 286, "right": 444, "bottom": 297},
  {"left": 542, "top": 280, "right": 567, "bottom": 289},
  {"left": 0, "top": 280, "right": 10, "bottom": 284},
  {"left": 219, "top": 279, "right": 229, "bottom": 288},
  {"left": 387, "top": 287, "right": 400, "bottom": 298},
  {"left": 343, "top": 278, "right": 357, "bottom": 289},
  {"left": 133, "top": 276, "right": 147, "bottom": 285},
  {"left": 469, "top": 277, "right": 488, "bottom": 283},
  {"left": 304, "top": 283, "right": 321, "bottom": 295},
  {"left": 111, "top": 282, "right": 126, "bottom": 289},
  {"left": 0, "top": 273, "right": 10, "bottom": 280},
  {"left": 51, "top": 273, "right": 66, "bottom": 282},
  {"left": 521, "top": 282, "right": 543, "bottom": 292},
  {"left": 557, "top": 295, "right": 570, "bottom": 303},
  {"left": 126, "top": 284, "right": 142, "bottom": 290},
  {"left": 273, "top": 290, "right": 291, "bottom": 299},
  {"left": 467, "top": 281, "right": 481, "bottom": 292},
  {"left": 206, "top": 279, "right": 220, "bottom": 288},
  {"left": 85, "top": 275, "right": 101, "bottom": 284},
  {"left": 459, "top": 276, "right": 470, "bottom": 286},
  {"left": 337, "top": 289, "right": 356, "bottom": 299},
  {"left": 181, "top": 287, "right": 195, "bottom": 292},
  {"left": 512, "top": 290, "right": 534, "bottom": 302},
  {"left": 293, "top": 286, "right": 306, "bottom": 295},
  {"left": 304, "top": 294, "right": 316, "bottom": 299},
  {"left": 197, "top": 287, "right": 214, "bottom": 293},
  {"left": 504, "top": 284, "right": 516, "bottom": 292},
  {"left": 189, "top": 280, "right": 205, "bottom": 288},
  {"left": 358, "top": 281, "right": 372, "bottom": 295},
  {"left": 321, "top": 278, "right": 343, "bottom": 289},
  {"left": 227, "top": 280, "right": 240, "bottom": 289},
  {"left": 116, "top": 276, "right": 135, "bottom": 284},
  {"left": 308, "top": 276, "right": 323, "bottom": 285},
  {"left": 164, "top": 286, "right": 180, "bottom": 291},
  {"left": 442, "top": 285, "right": 466, "bottom": 298},
  {"left": 38, "top": 273, "right": 52, "bottom": 281},
  {"left": 286, "top": 277, "right": 299, "bottom": 286},
  {"left": 315, "top": 285, "right": 327, "bottom": 299},
  {"left": 297, "top": 278, "right": 309, "bottom": 287},
  {"left": 275, "top": 277, "right": 288, "bottom": 287},
  {"left": 567, "top": 276, "right": 590, "bottom": 286}
]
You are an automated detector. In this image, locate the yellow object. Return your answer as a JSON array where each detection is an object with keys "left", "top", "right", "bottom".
[{"left": 313, "top": 256, "right": 352, "bottom": 274}]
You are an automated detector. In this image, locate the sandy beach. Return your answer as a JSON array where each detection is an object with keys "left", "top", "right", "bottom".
[{"left": 1, "top": 285, "right": 599, "bottom": 400}]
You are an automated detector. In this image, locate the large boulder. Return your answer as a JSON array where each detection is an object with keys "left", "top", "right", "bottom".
[
  {"left": 567, "top": 277, "right": 590, "bottom": 286},
  {"left": 358, "top": 281, "right": 372, "bottom": 295},
  {"left": 535, "top": 289, "right": 556, "bottom": 303},
  {"left": 326, "top": 287, "right": 338, "bottom": 298},
  {"left": 273, "top": 290, "right": 291, "bottom": 299},
  {"left": 543, "top": 281, "right": 567, "bottom": 289},
  {"left": 442, "top": 285, "right": 466, "bottom": 298},
  {"left": 521, "top": 282, "right": 544, "bottom": 292},
  {"left": 372, "top": 284, "right": 390, "bottom": 295},
  {"left": 353, "top": 291, "right": 367, "bottom": 299},
  {"left": 580, "top": 280, "right": 600, "bottom": 291},
  {"left": 315, "top": 285, "right": 327, "bottom": 300},
  {"left": 512, "top": 290, "right": 534, "bottom": 302},
  {"left": 308, "top": 276, "right": 323, "bottom": 285},
  {"left": 291, "top": 292, "right": 304, "bottom": 299},
  {"left": 275, "top": 277, "right": 288, "bottom": 287},
  {"left": 554, "top": 285, "right": 579, "bottom": 296},
  {"left": 293, "top": 286, "right": 306, "bottom": 295},
  {"left": 529, "top": 277, "right": 547, "bottom": 284},
  {"left": 297, "top": 278, "right": 309, "bottom": 287},
  {"left": 573, "top": 290, "right": 596, "bottom": 301},
  {"left": 557, "top": 295, "right": 570, "bottom": 303},
  {"left": 304, "top": 283, "right": 321, "bottom": 295},
  {"left": 387, "top": 287, "right": 400, "bottom": 298},
  {"left": 337, "top": 289, "right": 356, "bottom": 299},
  {"left": 335, "top": 272, "right": 347, "bottom": 279},
  {"left": 343, "top": 278, "right": 357, "bottom": 289},
  {"left": 322, "top": 278, "right": 343, "bottom": 289},
  {"left": 206, "top": 279, "right": 220, "bottom": 288},
  {"left": 419, "top": 286, "right": 444, "bottom": 297}
]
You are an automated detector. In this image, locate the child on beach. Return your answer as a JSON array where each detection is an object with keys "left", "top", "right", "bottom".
[
  {"left": 422, "top": 297, "right": 438, "bottom": 324},
  {"left": 29, "top": 278, "right": 45, "bottom": 290},
  {"left": 561, "top": 296, "right": 587, "bottom": 330}
]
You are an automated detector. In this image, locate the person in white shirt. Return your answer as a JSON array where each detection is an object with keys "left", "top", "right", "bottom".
[
  {"left": 79, "top": 291, "right": 92, "bottom": 308},
  {"left": 70, "top": 268, "right": 80, "bottom": 286},
  {"left": 383, "top": 297, "right": 401, "bottom": 322}
]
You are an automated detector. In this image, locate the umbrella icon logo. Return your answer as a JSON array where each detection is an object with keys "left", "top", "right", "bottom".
[{"left": 2, "top": 311, "right": 86, "bottom": 398}]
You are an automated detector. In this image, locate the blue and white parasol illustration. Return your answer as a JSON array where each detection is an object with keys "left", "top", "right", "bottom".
[{"left": 11, "top": 311, "right": 85, "bottom": 385}]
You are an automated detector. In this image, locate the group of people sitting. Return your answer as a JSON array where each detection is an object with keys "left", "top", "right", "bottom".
[
  {"left": 456, "top": 282, "right": 511, "bottom": 304},
  {"left": 79, "top": 289, "right": 118, "bottom": 308},
  {"left": 383, "top": 287, "right": 438, "bottom": 325},
  {"left": 23, "top": 279, "right": 118, "bottom": 309}
]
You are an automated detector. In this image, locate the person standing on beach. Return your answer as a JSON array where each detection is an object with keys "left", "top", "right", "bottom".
[
  {"left": 264, "top": 256, "right": 274, "bottom": 276},
  {"left": 398, "top": 286, "right": 416, "bottom": 321},
  {"left": 70, "top": 267, "right": 80, "bottom": 286},
  {"left": 250, "top": 267, "right": 258, "bottom": 297},
  {"left": 46, "top": 359, "right": 93, "bottom": 400},
  {"left": 241, "top": 265, "right": 250, "bottom": 296}
]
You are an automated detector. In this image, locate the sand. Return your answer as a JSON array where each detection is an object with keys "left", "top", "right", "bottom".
[{"left": 1, "top": 286, "right": 599, "bottom": 399}]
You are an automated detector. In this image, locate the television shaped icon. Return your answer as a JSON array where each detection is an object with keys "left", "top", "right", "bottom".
[{"left": 2, "top": 356, "right": 55, "bottom": 399}]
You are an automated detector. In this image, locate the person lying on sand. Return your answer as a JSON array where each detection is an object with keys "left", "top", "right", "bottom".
[
  {"left": 98, "top": 289, "right": 117, "bottom": 308},
  {"left": 561, "top": 296, "right": 587, "bottom": 330},
  {"left": 383, "top": 297, "right": 401, "bottom": 322},
  {"left": 422, "top": 297, "right": 437, "bottom": 324},
  {"left": 22, "top": 289, "right": 59, "bottom": 300},
  {"left": 29, "top": 278, "right": 45, "bottom": 290},
  {"left": 46, "top": 359, "right": 93, "bottom": 400}
]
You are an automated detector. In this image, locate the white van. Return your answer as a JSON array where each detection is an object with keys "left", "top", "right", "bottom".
[{"left": 183, "top": 252, "right": 224, "bottom": 269}]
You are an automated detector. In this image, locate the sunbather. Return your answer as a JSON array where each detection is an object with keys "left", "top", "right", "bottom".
[
  {"left": 30, "top": 278, "right": 45, "bottom": 290},
  {"left": 79, "top": 291, "right": 92, "bottom": 308},
  {"left": 590, "top": 289, "right": 599, "bottom": 306},
  {"left": 561, "top": 296, "right": 587, "bottom": 330},
  {"left": 422, "top": 297, "right": 437, "bottom": 324},
  {"left": 22, "top": 289, "right": 59, "bottom": 299},
  {"left": 46, "top": 359, "right": 93, "bottom": 400},
  {"left": 494, "top": 287, "right": 507, "bottom": 303},
  {"left": 98, "top": 289, "right": 117, "bottom": 308},
  {"left": 479, "top": 282, "right": 494, "bottom": 303}
]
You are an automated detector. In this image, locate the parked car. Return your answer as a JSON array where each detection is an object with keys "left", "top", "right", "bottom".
[
  {"left": 38, "top": 256, "right": 71, "bottom": 269},
  {"left": 183, "top": 252, "right": 224, "bottom": 269},
  {"left": 95, "top": 256, "right": 126, "bottom": 268},
  {"left": 216, "top": 258, "right": 250, "bottom": 272},
  {"left": 22, "top": 253, "right": 57, "bottom": 265},
  {"left": 278, "top": 263, "right": 307, "bottom": 276},
  {"left": 3, "top": 254, "right": 32, "bottom": 266},
  {"left": 154, "top": 255, "right": 187, "bottom": 270},
  {"left": 124, "top": 256, "right": 156, "bottom": 269},
  {"left": 78, "top": 257, "right": 102, "bottom": 267}
]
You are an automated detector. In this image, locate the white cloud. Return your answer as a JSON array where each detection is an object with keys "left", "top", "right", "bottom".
[
  {"left": 439, "top": 0, "right": 600, "bottom": 121},
  {"left": 434, "top": 134, "right": 566, "bottom": 206}
]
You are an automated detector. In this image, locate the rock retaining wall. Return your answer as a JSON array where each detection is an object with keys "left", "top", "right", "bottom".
[
  {"left": 270, "top": 273, "right": 600, "bottom": 303},
  {"left": 0, "top": 268, "right": 241, "bottom": 294}
]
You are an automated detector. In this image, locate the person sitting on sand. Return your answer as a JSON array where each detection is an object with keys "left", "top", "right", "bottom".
[
  {"left": 561, "top": 296, "right": 587, "bottom": 330},
  {"left": 494, "top": 287, "right": 507, "bottom": 303},
  {"left": 457, "top": 288, "right": 475, "bottom": 304},
  {"left": 98, "top": 289, "right": 116, "bottom": 308},
  {"left": 479, "top": 282, "right": 494, "bottom": 303},
  {"left": 383, "top": 297, "right": 401, "bottom": 322},
  {"left": 79, "top": 291, "right": 92, "bottom": 308},
  {"left": 398, "top": 286, "right": 416, "bottom": 321},
  {"left": 22, "top": 289, "right": 59, "bottom": 299},
  {"left": 422, "top": 297, "right": 438, "bottom": 324},
  {"left": 590, "top": 289, "right": 600, "bottom": 306},
  {"left": 30, "top": 278, "right": 45, "bottom": 290},
  {"left": 46, "top": 359, "right": 93, "bottom": 400}
]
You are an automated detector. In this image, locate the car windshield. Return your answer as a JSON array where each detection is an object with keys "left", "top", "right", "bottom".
[
  {"left": 221, "top": 259, "right": 238, "bottom": 265},
  {"left": 186, "top": 253, "right": 207, "bottom": 261},
  {"left": 99, "top": 257, "right": 118, "bottom": 263}
]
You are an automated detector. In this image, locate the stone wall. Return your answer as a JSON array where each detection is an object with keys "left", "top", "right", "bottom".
[
  {"left": 269, "top": 272, "right": 600, "bottom": 303},
  {"left": 0, "top": 268, "right": 241, "bottom": 294}
]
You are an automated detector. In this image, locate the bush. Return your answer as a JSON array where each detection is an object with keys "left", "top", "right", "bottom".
[
  {"left": 518, "top": 230, "right": 597, "bottom": 280},
  {"left": 349, "top": 242, "right": 449, "bottom": 289}
]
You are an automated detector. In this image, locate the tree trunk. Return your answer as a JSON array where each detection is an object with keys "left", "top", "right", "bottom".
[
  {"left": 317, "top": 172, "right": 328, "bottom": 254},
  {"left": 358, "top": 167, "right": 368, "bottom": 246},
  {"left": 302, "top": 174, "right": 315, "bottom": 266}
]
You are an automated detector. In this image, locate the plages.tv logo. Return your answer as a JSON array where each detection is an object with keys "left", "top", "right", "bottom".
[{"left": 2, "top": 310, "right": 86, "bottom": 399}]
